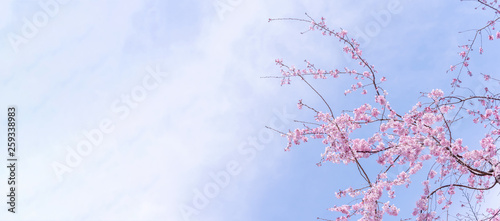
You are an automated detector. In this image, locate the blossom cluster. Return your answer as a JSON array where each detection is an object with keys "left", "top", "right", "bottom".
[{"left": 271, "top": 9, "right": 500, "bottom": 220}]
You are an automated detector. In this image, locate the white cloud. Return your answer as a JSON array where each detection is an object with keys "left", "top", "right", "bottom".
[{"left": 1, "top": 0, "right": 498, "bottom": 220}]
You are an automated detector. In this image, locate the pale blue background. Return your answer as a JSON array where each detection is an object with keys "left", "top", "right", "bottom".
[{"left": 0, "top": 0, "right": 499, "bottom": 220}]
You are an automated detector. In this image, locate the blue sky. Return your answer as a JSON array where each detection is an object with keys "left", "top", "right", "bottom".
[{"left": 0, "top": 0, "right": 499, "bottom": 220}]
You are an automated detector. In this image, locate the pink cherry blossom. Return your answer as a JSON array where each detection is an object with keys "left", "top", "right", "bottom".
[
  {"left": 484, "top": 74, "right": 491, "bottom": 81},
  {"left": 269, "top": 9, "right": 500, "bottom": 220}
]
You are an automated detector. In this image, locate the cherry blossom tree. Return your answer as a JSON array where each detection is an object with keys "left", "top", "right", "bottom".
[{"left": 268, "top": 1, "right": 500, "bottom": 220}]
